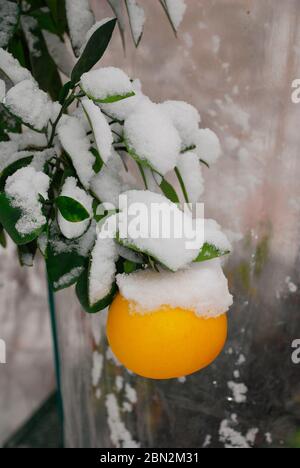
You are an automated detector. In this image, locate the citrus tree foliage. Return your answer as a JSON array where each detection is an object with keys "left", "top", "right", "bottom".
[{"left": 0, "top": 1, "right": 230, "bottom": 314}]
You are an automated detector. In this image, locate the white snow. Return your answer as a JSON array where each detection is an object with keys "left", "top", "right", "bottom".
[
  {"left": 124, "top": 102, "right": 181, "bottom": 175},
  {"left": 159, "top": 100, "right": 201, "bottom": 150},
  {"left": 227, "top": 381, "right": 248, "bottom": 403},
  {"left": 53, "top": 267, "right": 84, "bottom": 290},
  {"left": 49, "top": 219, "right": 96, "bottom": 257},
  {"left": 92, "top": 351, "right": 104, "bottom": 387},
  {"left": 65, "top": 0, "right": 94, "bottom": 56},
  {"left": 125, "top": 383, "right": 137, "bottom": 404},
  {"left": 204, "top": 219, "right": 232, "bottom": 253},
  {"left": 117, "top": 259, "right": 233, "bottom": 318},
  {"left": 5, "top": 166, "right": 50, "bottom": 235},
  {"left": 8, "top": 129, "right": 47, "bottom": 150},
  {"left": 118, "top": 190, "right": 203, "bottom": 271},
  {"left": 105, "top": 393, "right": 140, "bottom": 448},
  {"left": 57, "top": 116, "right": 95, "bottom": 189},
  {"left": 81, "top": 98, "right": 113, "bottom": 163},
  {"left": 0, "top": 1, "right": 19, "bottom": 48},
  {"left": 0, "top": 79, "right": 5, "bottom": 101},
  {"left": 101, "top": 79, "right": 150, "bottom": 121},
  {"left": 81, "top": 67, "right": 134, "bottom": 102},
  {"left": 219, "top": 419, "right": 258, "bottom": 449},
  {"left": 21, "top": 16, "right": 41, "bottom": 59},
  {"left": 177, "top": 151, "right": 204, "bottom": 203},
  {"left": 5, "top": 80, "right": 54, "bottom": 131},
  {"left": 57, "top": 177, "right": 92, "bottom": 240},
  {"left": 43, "top": 30, "right": 75, "bottom": 78},
  {"left": 89, "top": 227, "right": 118, "bottom": 306},
  {"left": 91, "top": 167, "right": 125, "bottom": 207},
  {"left": 126, "top": 0, "right": 146, "bottom": 46},
  {"left": 0, "top": 141, "right": 19, "bottom": 172},
  {"left": 194, "top": 128, "right": 222, "bottom": 165},
  {"left": 285, "top": 276, "right": 298, "bottom": 293},
  {"left": 0, "top": 48, "right": 33, "bottom": 84},
  {"left": 164, "top": 0, "right": 187, "bottom": 30}
]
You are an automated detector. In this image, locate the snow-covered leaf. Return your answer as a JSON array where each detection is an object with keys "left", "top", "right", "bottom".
[
  {"left": 194, "top": 128, "right": 222, "bottom": 166},
  {"left": 0, "top": 1, "right": 20, "bottom": 49},
  {"left": 194, "top": 219, "right": 231, "bottom": 262},
  {"left": 71, "top": 18, "right": 117, "bottom": 84},
  {"left": 0, "top": 153, "right": 33, "bottom": 191},
  {"left": 57, "top": 177, "right": 92, "bottom": 239},
  {"left": 43, "top": 30, "right": 75, "bottom": 78},
  {"left": 194, "top": 243, "right": 230, "bottom": 263},
  {"left": 66, "top": 0, "right": 95, "bottom": 57},
  {"left": 88, "top": 235, "right": 118, "bottom": 307},
  {"left": 125, "top": 0, "right": 145, "bottom": 47},
  {"left": 76, "top": 266, "right": 117, "bottom": 313},
  {"left": 177, "top": 151, "right": 204, "bottom": 203},
  {"left": 159, "top": 0, "right": 187, "bottom": 34},
  {"left": 56, "top": 196, "right": 90, "bottom": 223},
  {"left": 4, "top": 79, "right": 56, "bottom": 131},
  {"left": 57, "top": 115, "right": 95, "bottom": 189},
  {"left": 80, "top": 67, "right": 135, "bottom": 103},
  {"left": 124, "top": 102, "right": 181, "bottom": 175},
  {"left": 46, "top": 221, "right": 96, "bottom": 291},
  {"left": 0, "top": 48, "right": 33, "bottom": 85},
  {"left": 81, "top": 98, "right": 113, "bottom": 163},
  {"left": 20, "top": 15, "right": 62, "bottom": 100}
]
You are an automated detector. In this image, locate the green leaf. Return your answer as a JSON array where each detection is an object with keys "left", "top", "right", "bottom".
[
  {"left": 20, "top": 15, "right": 62, "bottom": 100},
  {"left": 76, "top": 267, "right": 117, "bottom": 313},
  {"left": 46, "top": 222, "right": 95, "bottom": 291},
  {"left": 194, "top": 242, "right": 230, "bottom": 263},
  {"left": 0, "top": 192, "right": 44, "bottom": 245},
  {"left": 18, "top": 240, "right": 37, "bottom": 267},
  {"left": 45, "top": 0, "right": 67, "bottom": 36},
  {"left": 71, "top": 18, "right": 117, "bottom": 85},
  {"left": 0, "top": 104, "right": 22, "bottom": 142},
  {"left": 56, "top": 196, "right": 90, "bottom": 223},
  {"left": 0, "top": 155, "right": 33, "bottom": 191},
  {"left": 0, "top": 1, "right": 20, "bottom": 49},
  {"left": 87, "top": 92, "right": 135, "bottom": 104},
  {"left": 30, "top": 9, "right": 61, "bottom": 36},
  {"left": 59, "top": 80, "right": 72, "bottom": 104},
  {"left": 0, "top": 224, "right": 7, "bottom": 248},
  {"left": 123, "top": 259, "right": 137, "bottom": 274},
  {"left": 90, "top": 147, "right": 103, "bottom": 174},
  {"left": 160, "top": 178, "right": 180, "bottom": 203}
]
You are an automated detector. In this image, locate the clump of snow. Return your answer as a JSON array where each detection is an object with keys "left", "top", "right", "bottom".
[
  {"left": 227, "top": 381, "right": 248, "bottom": 403},
  {"left": 126, "top": 0, "right": 146, "bottom": 46},
  {"left": 124, "top": 102, "right": 181, "bottom": 175},
  {"left": 159, "top": 100, "right": 201, "bottom": 150},
  {"left": 21, "top": 16, "right": 41, "bottom": 59},
  {"left": 194, "top": 128, "right": 222, "bottom": 165},
  {"left": 0, "top": 2, "right": 19, "bottom": 48},
  {"left": 92, "top": 351, "right": 104, "bottom": 387},
  {"left": 117, "top": 259, "right": 233, "bottom": 318},
  {"left": 285, "top": 276, "right": 298, "bottom": 293},
  {"left": 5, "top": 166, "right": 50, "bottom": 235},
  {"left": 53, "top": 267, "right": 85, "bottom": 290},
  {"left": 125, "top": 383, "right": 138, "bottom": 404},
  {"left": 105, "top": 393, "right": 140, "bottom": 448},
  {"left": 204, "top": 219, "right": 232, "bottom": 253},
  {"left": 8, "top": 129, "right": 47, "bottom": 150},
  {"left": 119, "top": 190, "right": 203, "bottom": 271},
  {"left": 164, "top": 0, "right": 187, "bottom": 30},
  {"left": 58, "top": 116, "right": 95, "bottom": 189},
  {"left": 0, "top": 141, "right": 19, "bottom": 172},
  {"left": 177, "top": 151, "right": 204, "bottom": 202},
  {"left": 57, "top": 177, "right": 92, "bottom": 240},
  {"left": 0, "top": 48, "right": 33, "bottom": 84},
  {"left": 0, "top": 79, "right": 5, "bottom": 101},
  {"left": 89, "top": 219, "right": 118, "bottom": 305},
  {"left": 81, "top": 67, "right": 134, "bottom": 102},
  {"left": 65, "top": 0, "right": 94, "bottom": 56},
  {"left": 5, "top": 80, "right": 54, "bottom": 131},
  {"left": 49, "top": 220, "right": 96, "bottom": 257},
  {"left": 101, "top": 79, "right": 150, "bottom": 121},
  {"left": 219, "top": 419, "right": 258, "bottom": 448},
  {"left": 81, "top": 98, "right": 113, "bottom": 163}
]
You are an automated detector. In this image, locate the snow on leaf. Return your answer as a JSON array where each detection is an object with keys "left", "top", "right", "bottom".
[
  {"left": 194, "top": 128, "right": 222, "bottom": 166},
  {"left": 117, "top": 258, "right": 233, "bottom": 318},
  {"left": 107, "top": 0, "right": 126, "bottom": 50},
  {"left": 57, "top": 115, "right": 95, "bottom": 189},
  {"left": 0, "top": 79, "right": 5, "bottom": 102},
  {"left": 125, "top": 0, "right": 146, "bottom": 47},
  {"left": 4, "top": 80, "right": 55, "bottom": 131},
  {"left": 0, "top": 1, "right": 20, "bottom": 48},
  {"left": 163, "top": 0, "right": 187, "bottom": 31},
  {"left": 81, "top": 98, "right": 113, "bottom": 164},
  {"left": 177, "top": 151, "right": 204, "bottom": 203},
  {"left": 159, "top": 100, "right": 201, "bottom": 150},
  {"left": 89, "top": 231, "right": 118, "bottom": 307},
  {"left": 57, "top": 177, "right": 92, "bottom": 240},
  {"left": 124, "top": 102, "right": 181, "bottom": 175},
  {"left": 4, "top": 166, "right": 50, "bottom": 237},
  {"left": 65, "top": 0, "right": 95, "bottom": 57},
  {"left": 118, "top": 190, "right": 203, "bottom": 271},
  {"left": 80, "top": 67, "right": 135, "bottom": 103},
  {"left": 0, "top": 48, "right": 33, "bottom": 85}
]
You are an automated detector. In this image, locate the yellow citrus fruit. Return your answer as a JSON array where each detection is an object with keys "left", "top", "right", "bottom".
[{"left": 107, "top": 294, "right": 228, "bottom": 380}]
